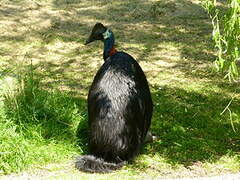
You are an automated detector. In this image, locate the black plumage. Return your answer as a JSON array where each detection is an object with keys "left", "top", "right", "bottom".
[{"left": 75, "top": 23, "right": 153, "bottom": 173}]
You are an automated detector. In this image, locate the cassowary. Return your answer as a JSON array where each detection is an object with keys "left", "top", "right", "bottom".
[{"left": 75, "top": 23, "right": 153, "bottom": 173}]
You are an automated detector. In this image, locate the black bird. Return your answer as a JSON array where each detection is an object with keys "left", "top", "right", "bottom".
[{"left": 75, "top": 23, "right": 153, "bottom": 173}]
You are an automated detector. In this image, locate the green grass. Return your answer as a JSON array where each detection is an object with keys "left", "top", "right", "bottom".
[
  {"left": 0, "top": 65, "right": 87, "bottom": 174},
  {"left": 0, "top": 0, "right": 240, "bottom": 179}
]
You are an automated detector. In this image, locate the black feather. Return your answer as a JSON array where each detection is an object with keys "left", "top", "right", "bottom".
[{"left": 75, "top": 155, "right": 126, "bottom": 173}]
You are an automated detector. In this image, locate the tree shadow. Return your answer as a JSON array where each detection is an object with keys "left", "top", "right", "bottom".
[
  {"left": 48, "top": 0, "right": 216, "bottom": 83},
  {"left": 1, "top": 0, "right": 216, "bottom": 92},
  {"left": 144, "top": 85, "right": 240, "bottom": 166},
  {"left": 23, "top": 0, "right": 217, "bottom": 96}
]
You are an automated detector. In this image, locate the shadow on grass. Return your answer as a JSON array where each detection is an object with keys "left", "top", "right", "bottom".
[
  {"left": 0, "top": 0, "right": 215, "bottom": 90},
  {"left": 144, "top": 85, "right": 240, "bottom": 166},
  {"left": 49, "top": 0, "right": 213, "bottom": 58},
  {"left": 32, "top": 0, "right": 216, "bottom": 91}
]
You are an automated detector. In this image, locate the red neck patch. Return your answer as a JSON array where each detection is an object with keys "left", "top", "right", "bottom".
[{"left": 109, "top": 46, "right": 117, "bottom": 57}]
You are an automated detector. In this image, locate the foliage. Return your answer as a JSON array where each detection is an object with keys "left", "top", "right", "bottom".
[{"left": 203, "top": 0, "right": 240, "bottom": 81}]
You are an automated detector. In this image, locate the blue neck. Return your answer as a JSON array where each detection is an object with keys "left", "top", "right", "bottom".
[{"left": 103, "top": 30, "right": 115, "bottom": 60}]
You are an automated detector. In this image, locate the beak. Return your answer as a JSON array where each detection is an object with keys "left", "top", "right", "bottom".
[{"left": 84, "top": 34, "right": 94, "bottom": 45}]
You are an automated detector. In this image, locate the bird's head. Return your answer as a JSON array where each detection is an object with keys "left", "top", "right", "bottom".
[{"left": 85, "top": 23, "right": 110, "bottom": 45}]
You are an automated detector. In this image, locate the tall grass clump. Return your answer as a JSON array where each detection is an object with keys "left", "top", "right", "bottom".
[
  {"left": 0, "top": 63, "right": 87, "bottom": 174},
  {"left": 203, "top": 0, "right": 240, "bottom": 81}
]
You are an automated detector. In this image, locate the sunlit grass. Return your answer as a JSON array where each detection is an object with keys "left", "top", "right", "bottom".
[{"left": 0, "top": 64, "right": 87, "bottom": 174}]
